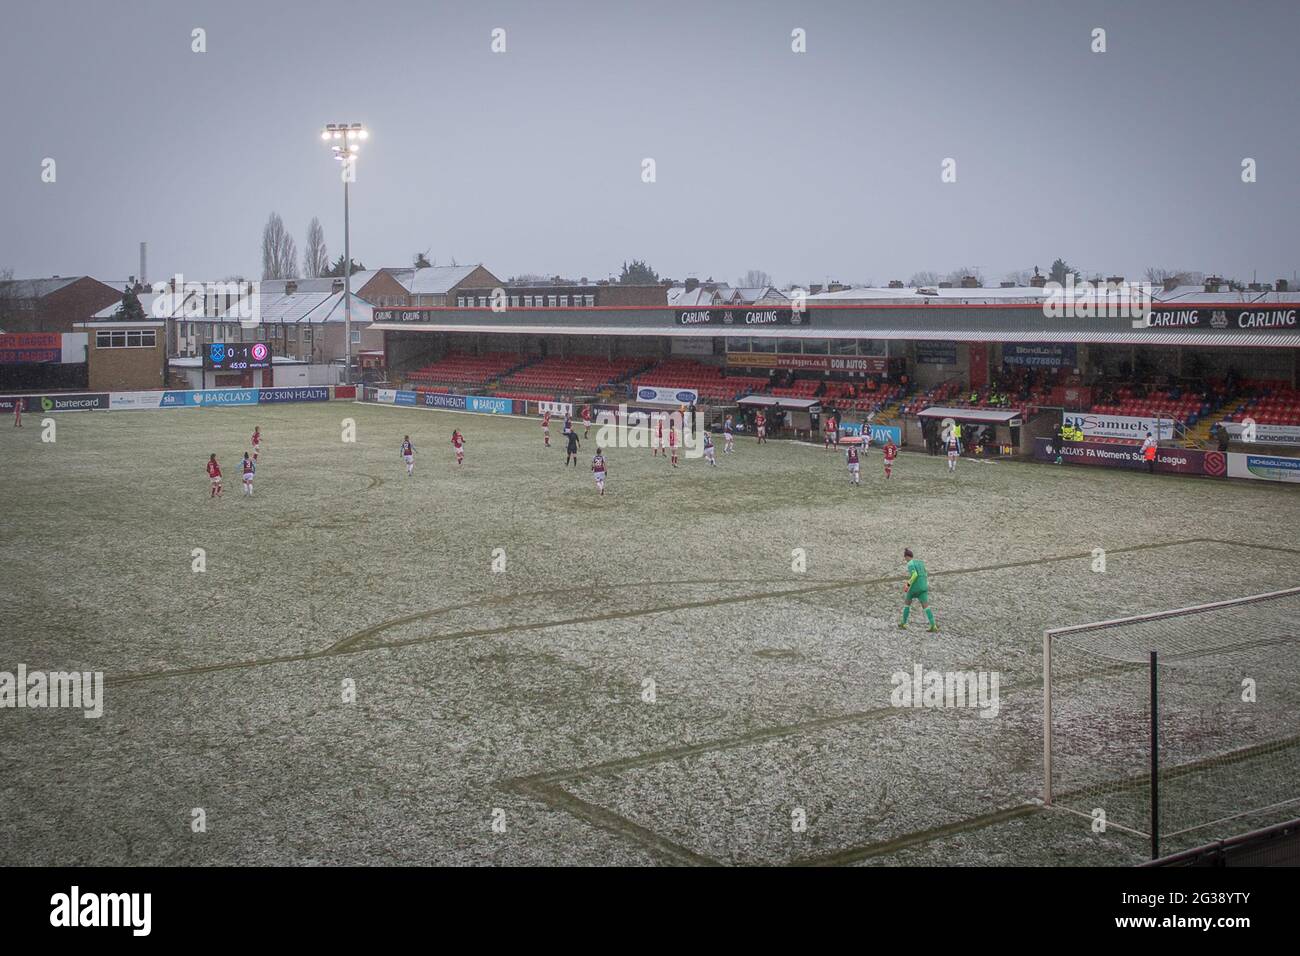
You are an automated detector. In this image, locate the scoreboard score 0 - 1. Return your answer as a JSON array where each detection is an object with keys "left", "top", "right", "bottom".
[{"left": 206, "top": 342, "right": 272, "bottom": 370}]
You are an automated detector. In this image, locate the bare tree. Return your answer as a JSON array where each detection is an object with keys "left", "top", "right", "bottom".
[
  {"left": 740, "top": 269, "right": 773, "bottom": 289},
  {"left": 303, "top": 218, "right": 328, "bottom": 278},
  {"left": 908, "top": 271, "right": 940, "bottom": 287},
  {"left": 944, "top": 266, "right": 983, "bottom": 286},
  {"left": 1003, "top": 269, "right": 1033, "bottom": 286},
  {"left": 261, "top": 212, "right": 299, "bottom": 280},
  {"left": 1144, "top": 267, "right": 1204, "bottom": 288}
]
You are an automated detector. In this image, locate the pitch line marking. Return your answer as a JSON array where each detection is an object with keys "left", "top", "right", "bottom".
[{"left": 101, "top": 537, "right": 1271, "bottom": 688}]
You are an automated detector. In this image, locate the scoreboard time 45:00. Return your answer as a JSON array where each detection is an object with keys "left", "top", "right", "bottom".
[{"left": 206, "top": 342, "right": 271, "bottom": 370}]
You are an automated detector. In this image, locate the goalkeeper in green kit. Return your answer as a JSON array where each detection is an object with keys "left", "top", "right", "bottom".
[{"left": 899, "top": 548, "right": 939, "bottom": 632}]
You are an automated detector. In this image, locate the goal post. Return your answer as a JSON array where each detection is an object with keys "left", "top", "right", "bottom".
[{"left": 1043, "top": 586, "right": 1300, "bottom": 858}]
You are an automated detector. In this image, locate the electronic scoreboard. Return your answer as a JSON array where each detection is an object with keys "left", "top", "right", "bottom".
[{"left": 206, "top": 342, "right": 271, "bottom": 370}]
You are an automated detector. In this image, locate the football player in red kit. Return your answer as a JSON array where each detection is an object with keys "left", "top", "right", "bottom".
[
  {"left": 251, "top": 426, "right": 263, "bottom": 460},
  {"left": 582, "top": 405, "right": 592, "bottom": 438},
  {"left": 542, "top": 410, "right": 551, "bottom": 446},
  {"left": 451, "top": 429, "right": 465, "bottom": 465},
  {"left": 883, "top": 439, "right": 898, "bottom": 479},
  {"left": 653, "top": 415, "right": 664, "bottom": 456},
  {"left": 756, "top": 410, "right": 767, "bottom": 444},
  {"left": 668, "top": 421, "right": 678, "bottom": 467},
  {"left": 12, "top": 399, "right": 22, "bottom": 428},
  {"left": 206, "top": 454, "right": 223, "bottom": 498}
]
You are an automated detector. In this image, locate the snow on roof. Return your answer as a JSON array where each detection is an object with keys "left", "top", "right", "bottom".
[
  {"left": 1151, "top": 284, "right": 1300, "bottom": 304},
  {"left": 916, "top": 406, "right": 1023, "bottom": 423},
  {"left": 91, "top": 290, "right": 203, "bottom": 319},
  {"left": 0, "top": 276, "right": 82, "bottom": 298},
  {"left": 806, "top": 285, "right": 1052, "bottom": 304},
  {"left": 211, "top": 290, "right": 374, "bottom": 324},
  {"left": 666, "top": 287, "right": 716, "bottom": 307},
  {"left": 259, "top": 272, "right": 377, "bottom": 295},
  {"left": 401, "top": 264, "right": 480, "bottom": 295}
]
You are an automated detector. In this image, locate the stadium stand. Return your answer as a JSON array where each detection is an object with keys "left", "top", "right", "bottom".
[
  {"left": 630, "top": 359, "right": 768, "bottom": 401},
  {"left": 1225, "top": 381, "right": 1300, "bottom": 426},
  {"left": 406, "top": 352, "right": 527, "bottom": 390},
  {"left": 493, "top": 355, "right": 647, "bottom": 401}
]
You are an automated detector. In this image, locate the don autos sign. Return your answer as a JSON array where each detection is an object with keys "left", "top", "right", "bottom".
[{"left": 675, "top": 308, "right": 811, "bottom": 327}]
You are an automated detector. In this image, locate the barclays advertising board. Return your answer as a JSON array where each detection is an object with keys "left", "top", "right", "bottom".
[{"left": 467, "top": 396, "right": 513, "bottom": 414}]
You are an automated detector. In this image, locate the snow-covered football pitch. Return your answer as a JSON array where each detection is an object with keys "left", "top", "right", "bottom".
[{"left": 2, "top": 400, "right": 1297, "bottom": 866}]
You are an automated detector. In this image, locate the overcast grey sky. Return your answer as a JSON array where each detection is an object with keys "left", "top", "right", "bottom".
[{"left": 2, "top": 0, "right": 1298, "bottom": 287}]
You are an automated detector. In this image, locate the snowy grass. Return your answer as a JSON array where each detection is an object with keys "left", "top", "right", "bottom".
[{"left": 1, "top": 401, "right": 1297, "bottom": 865}]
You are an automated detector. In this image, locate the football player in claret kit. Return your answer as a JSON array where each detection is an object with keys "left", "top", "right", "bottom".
[
  {"left": 251, "top": 426, "right": 263, "bottom": 461},
  {"left": 668, "top": 420, "right": 678, "bottom": 467},
  {"left": 206, "top": 454, "right": 223, "bottom": 498},
  {"left": 946, "top": 433, "right": 960, "bottom": 473},
  {"left": 542, "top": 410, "right": 552, "bottom": 447},
  {"left": 451, "top": 429, "right": 465, "bottom": 466},
  {"left": 591, "top": 448, "right": 608, "bottom": 496},
  {"left": 13, "top": 398, "right": 22, "bottom": 428},
  {"left": 241, "top": 452, "right": 256, "bottom": 496},
  {"left": 899, "top": 548, "right": 939, "bottom": 632},
  {"left": 400, "top": 435, "right": 415, "bottom": 476},
  {"left": 703, "top": 431, "right": 717, "bottom": 466},
  {"left": 582, "top": 405, "right": 592, "bottom": 438},
  {"left": 882, "top": 438, "right": 898, "bottom": 479},
  {"left": 653, "top": 414, "right": 664, "bottom": 456},
  {"left": 845, "top": 444, "right": 861, "bottom": 485},
  {"left": 755, "top": 410, "right": 767, "bottom": 444},
  {"left": 723, "top": 415, "right": 735, "bottom": 453}
]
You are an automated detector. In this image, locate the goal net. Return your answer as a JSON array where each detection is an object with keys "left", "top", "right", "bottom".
[{"left": 1043, "top": 587, "right": 1300, "bottom": 857}]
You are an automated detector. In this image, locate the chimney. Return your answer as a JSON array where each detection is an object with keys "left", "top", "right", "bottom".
[
  {"left": 827, "top": 281, "right": 847, "bottom": 293},
  {"left": 1277, "top": 279, "right": 1289, "bottom": 293},
  {"left": 685, "top": 277, "right": 699, "bottom": 292},
  {"left": 999, "top": 281, "right": 1015, "bottom": 288},
  {"left": 579, "top": 276, "right": 588, "bottom": 285},
  {"left": 960, "top": 275, "right": 980, "bottom": 288},
  {"left": 1028, "top": 273, "right": 1047, "bottom": 288},
  {"left": 1204, "top": 276, "right": 1223, "bottom": 293},
  {"left": 285, "top": 280, "right": 298, "bottom": 295},
  {"left": 1163, "top": 276, "right": 1179, "bottom": 292},
  {"left": 809, "top": 284, "right": 823, "bottom": 295},
  {"left": 1106, "top": 275, "right": 1124, "bottom": 287},
  {"left": 938, "top": 281, "right": 954, "bottom": 289},
  {"left": 887, "top": 279, "right": 904, "bottom": 288},
  {"left": 331, "top": 278, "right": 345, "bottom": 293}
]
